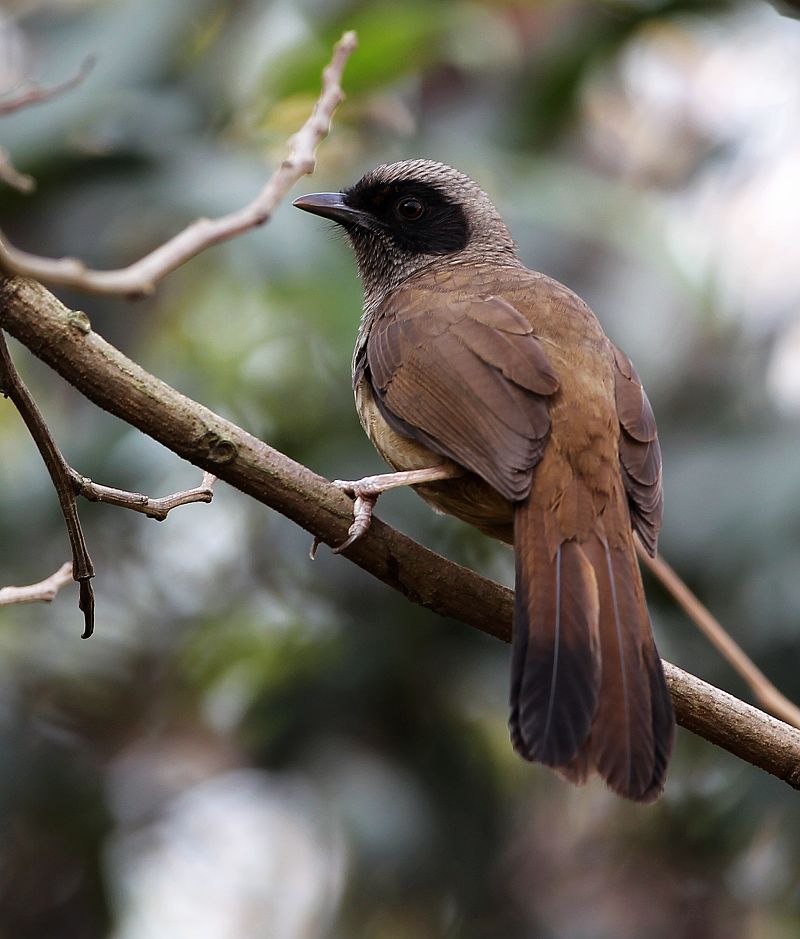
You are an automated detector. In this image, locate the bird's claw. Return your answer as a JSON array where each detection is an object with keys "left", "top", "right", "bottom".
[
  {"left": 309, "top": 481, "right": 380, "bottom": 558},
  {"left": 332, "top": 491, "right": 378, "bottom": 554}
]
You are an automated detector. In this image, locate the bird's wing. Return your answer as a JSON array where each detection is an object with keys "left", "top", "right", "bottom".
[
  {"left": 365, "top": 287, "right": 559, "bottom": 501},
  {"left": 611, "top": 344, "right": 663, "bottom": 556}
]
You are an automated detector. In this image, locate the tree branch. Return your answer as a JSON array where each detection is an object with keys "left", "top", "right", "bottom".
[
  {"left": 0, "top": 146, "right": 35, "bottom": 193},
  {"left": 0, "top": 562, "right": 73, "bottom": 607},
  {"left": 70, "top": 468, "right": 216, "bottom": 520},
  {"left": 637, "top": 542, "right": 800, "bottom": 729},
  {"left": 0, "top": 55, "right": 95, "bottom": 116},
  {"left": 0, "top": 329, "right": 95, "bottom": 636},
  {"left": 2, "top": 276, "right": 799, "bottom": 789},
  {"left": 0, "top": 472, "right": 215, "bottom": 608},
  {"left": 0, "top": 33, "right": 358, "bottom": 296}
]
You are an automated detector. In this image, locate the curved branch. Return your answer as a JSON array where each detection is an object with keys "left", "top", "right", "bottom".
[
  {"left": 1, "top": 276, "right": 799, "bottom": 789},
  {"left": 0, "top": 33, "right": 357, "bottom": 296}
]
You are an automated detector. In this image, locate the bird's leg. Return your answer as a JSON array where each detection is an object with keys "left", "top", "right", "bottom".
[{"left": 313, "top": 463, "right": 462, "bottom": 557}]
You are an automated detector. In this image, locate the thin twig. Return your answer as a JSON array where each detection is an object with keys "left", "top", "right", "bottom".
[
  {"left": 70, "top": 469, "right": 216, "bottom": 520},
  {"left": 0, "top": 55, "right": 96, "bottom": 116},
  {"left": 3, "top": 276, "right": 800, "bottom": 789},
  {"left": 0, "top": 331, "right": 95, "bottom": 637},
  {"left": 0, "top": 33, "right": 358, "bottom": 295},
  {"left": 0, "top": 562, "right": 73, "bottom": 606},
  {"left": 0, "top": 146, "right": 35, "bottom": 193},
  {"left": 637, "top": 541, "right": 800, "bottom": 729}
]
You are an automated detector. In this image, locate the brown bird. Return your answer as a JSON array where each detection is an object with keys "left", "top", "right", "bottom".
[{"left": 294, "top": 159, "right": 674, "bottom": 801}]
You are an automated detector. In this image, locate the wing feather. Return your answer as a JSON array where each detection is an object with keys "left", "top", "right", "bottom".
[
  {"left": 367, "top": 290, "right": 558, "bottom": 501},
  {"left": 612, "top": 344, "right": 663, "bottom": 556}
]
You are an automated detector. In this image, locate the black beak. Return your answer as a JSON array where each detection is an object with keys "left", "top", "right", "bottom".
[
  {"left": 292, "top": 192, "right": 380, "bottom": 228},
  {"left": 292, "top": 192, "right": 371, "bottom": 228}
]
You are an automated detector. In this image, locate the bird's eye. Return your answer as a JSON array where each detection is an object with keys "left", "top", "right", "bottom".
[{"left": 396, "top": 197, "right": 425, "bottom": 221}]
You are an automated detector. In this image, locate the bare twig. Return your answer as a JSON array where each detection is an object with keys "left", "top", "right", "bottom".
[
  {"left": 0, "top": 33, "right": 358, "bottom": 295},
  {"left": 0, "top": 562, "right": 73, "bottom": 607},
  {"left": 2, "top": 276, "right": 800, "bottom": 789},
  {"left": 0, "top": 146, "right": 35, "bottom": 193},
  {"left": 0, "top": 330, "right": 95, "bottom": 637},
  {"left": 70, "top": 469, "right": 216, "bottom": 520},
  {"left": 0, "top": 55, "right": 96, "bottom": 116},
  {"left": 637, "top": 541, "right": 800, "bottom": 729}
]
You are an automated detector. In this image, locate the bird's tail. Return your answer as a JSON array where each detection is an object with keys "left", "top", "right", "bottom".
[{"left": 509, "top": 496, "right": 674, "bottom": 802}]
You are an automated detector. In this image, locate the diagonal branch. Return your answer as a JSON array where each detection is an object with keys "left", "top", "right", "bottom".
[
  {"left": 637, "top": 543, "right": 800, "bottom": 729},
  {"left": 0, "top": 33, "right": 358, "bottom": 296},
  {"left": 0, "top": 329, "right": 95, "bottom": 636},
  {"left": 2, "top": 275, "right": 799, "bottom": 789}
]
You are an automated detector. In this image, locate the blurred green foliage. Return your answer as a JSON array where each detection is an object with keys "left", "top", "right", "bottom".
[{"left": 1, "top": 1, "right": 800, "bottom": 937}]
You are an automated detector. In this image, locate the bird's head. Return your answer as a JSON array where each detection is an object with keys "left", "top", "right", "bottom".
[{"left": 293, "top": 159, "right": 519, "bottom": 305}]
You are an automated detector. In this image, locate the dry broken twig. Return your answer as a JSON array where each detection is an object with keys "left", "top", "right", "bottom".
[
  {"left": 2, "top": 276, "right": 799, "bottom": 790},
  {"left": 0, "top": 55, "right": 95, "bottom": 116},
  {"left": 0, "top": 32, "right": 358, "bottom": 295},
  {"left": 70, "top": 469, "right": 216, "bottom": 520},
  {"left": 637, "top": 542, "right": 800, "bottom": 730},
  {"left": 0, "top": 562, "right": 73, "bottom": 607}
]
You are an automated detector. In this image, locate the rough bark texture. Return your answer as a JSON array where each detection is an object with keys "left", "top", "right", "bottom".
[{"left": 2, "top": 275, "right": 799, "bottom": 789}]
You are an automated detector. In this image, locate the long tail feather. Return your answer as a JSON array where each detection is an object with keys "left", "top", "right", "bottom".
[
  {"left": 582, "top": 529, "right": 674, "bottom": 801},
  {"left": 639, "top": 634, "right": 675, "bottom": 802},
  {"left": 510, "top": 500, "right": 601, "bottom": 767}
]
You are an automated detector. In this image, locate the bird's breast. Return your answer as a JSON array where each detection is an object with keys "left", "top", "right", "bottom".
[{"left": 354, "top": 376, "right": 439, "bottom": 472}]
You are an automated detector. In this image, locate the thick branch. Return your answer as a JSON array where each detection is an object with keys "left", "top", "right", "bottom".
[
  {"left": 1, "top": 277, "right": 799, "bottom": 788},
  {"left": 0, "top": 562, "right": 73, "bottom": 606},
  {"left": 0, "top": 34, "right": 357, "bottom": 295}
]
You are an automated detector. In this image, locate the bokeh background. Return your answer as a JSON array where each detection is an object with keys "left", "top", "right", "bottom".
[{"left": 1, "top": 1, "right": 800, "bottom": 937}]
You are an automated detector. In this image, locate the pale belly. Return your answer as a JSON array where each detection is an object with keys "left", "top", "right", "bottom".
[{"left": 354, "top": 376, "right": 514, "bottom": 543}]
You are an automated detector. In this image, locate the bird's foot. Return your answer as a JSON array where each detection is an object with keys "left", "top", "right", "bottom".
[
  {"left": 330, "top": 478, "right": 383, "bottom": 554},
  {"left": 310, "top": 464, "right": 462, "bottom": 559}
]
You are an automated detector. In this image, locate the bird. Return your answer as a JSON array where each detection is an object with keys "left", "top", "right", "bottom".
[{"left": 293, "top": 159, "right": 674, "bottom": 802}]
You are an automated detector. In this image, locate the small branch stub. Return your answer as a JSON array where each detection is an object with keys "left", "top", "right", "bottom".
[
  {"left": 0, "top": 562, "right": 74, "bottom": 607},
  {"left": 0, "top": 146, "right": 35, "bottom": 193}
]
